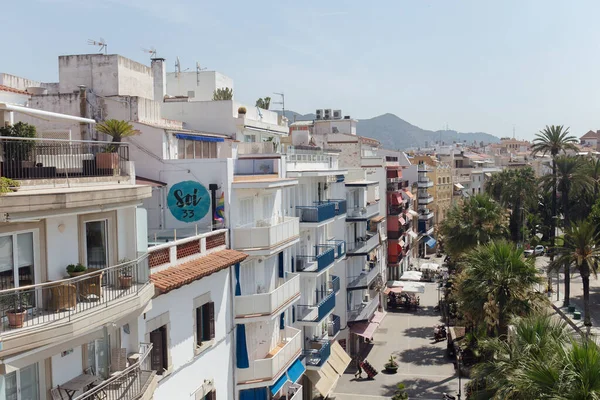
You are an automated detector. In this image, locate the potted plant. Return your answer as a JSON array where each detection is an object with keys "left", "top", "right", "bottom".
[
  {"left": 95, "top": 120, "right": 140, "bottom": 171},
  {"left": 238, "top": 106, "right": 247, "bottom": 115},
  {"left": 0, "top": 122, "right": 37, "bottom": 177},
  {"left": 118, "top": 258, "right": 134, "bottom": 289},
  {"left": 385, "top": 354, "right": 399, "bottom": 373},
  {"left": 392, "top": 383, "right": 409, "bottom": 400},
  {"left": 0, "top": 177, "right": 19, "bottom": 194},
  {"left": 66, "top": 263, "right": 87, "bottom": 277},
  {"left": 1, "top": 291, "right": 31, "bottom": 329}
]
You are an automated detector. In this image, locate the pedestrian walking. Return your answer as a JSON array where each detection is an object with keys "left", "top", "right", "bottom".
[{"left": 354, "top": 356, "right": 363, "bottom": 379}]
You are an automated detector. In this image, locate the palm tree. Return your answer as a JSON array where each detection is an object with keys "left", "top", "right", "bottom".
[
  {"left": 440, "top": 194, "right": 507, "bottom": 258},
  {"left": 471, "top": 314, "right": 570, "bottom": 399},
  {"left": 550, "top": 221, "right": 600, "bottom": 328},
  {"left": 255, "top": 97, "right": 271, "bottom": 109},
  {"left": 531, "top": 125, "right": 578, "bottom": 262},
  {"left": 96, "top": 119, "right": 139, "bottom": 143},
  {"left": 212, "top": 87, "right": 233, "bottom": 100},
  {"left": 455, "top": 240, "right": 542, "bottom": 336},
  {"left": 541, "top": 156, "right": 593, "bottom": 307},
  {"left": 587, "top": 157, "right": 600, "bottom": 198}
]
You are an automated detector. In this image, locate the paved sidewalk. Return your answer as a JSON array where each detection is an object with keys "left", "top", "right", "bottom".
[{"left": 331, "top": 281, "right": 463, "bottom": 400}]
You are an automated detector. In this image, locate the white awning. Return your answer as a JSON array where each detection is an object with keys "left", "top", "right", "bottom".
[
  {"left": 485, "top": 172, "right": 492, "bottom": 178},
  {"left": 408, "top": 210, "right": 419, "bottom": 217},
  {"left": 420, "top": 263, "right": 439, "bottom": 271},
  {"left": 408, "top": 231, "right": 418, "bottom": 239},
  {"left": 328, "top": 341, "right": 352, "bottom": 375},
  {"left": 306, "top": 363, "right": 339, "bottom": 398},
  {"left": 400, "top": 270, "right": 423, "bottom": 281},
  {"left": 454, "top": 183, "right": 464, "bottom": 190}
]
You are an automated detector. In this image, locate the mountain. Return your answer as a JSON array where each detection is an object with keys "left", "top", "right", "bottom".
[{"left": 279, "top": 111, "right": 499, "bottom": 150}]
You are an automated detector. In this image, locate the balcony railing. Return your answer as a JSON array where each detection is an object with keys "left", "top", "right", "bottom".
[
  {"left": 0, "top": 255, "right": 150, "bottom": 333},
  {"left": 235, "top": 274, "right": 300, "bottom": 318},
  {"left": 296, "top": 203, "right": 336, "bottom": 223},
  {"left": 234, "top": 158, "right": 277, "bottom": 175},
  {"left": 315, "top": 199, "right": 347, "bottom": 215},
  {"left": 295, "top": 246, "right": 335, "bottom": 273},
  {"left": 347, "top": 202, "right": 379, "bottom": 219},
  {"left": 327, "top": 240, "right": 346, "bottom": 259},
  {"left": 237, "top": 141, "right": 276, "bottom": 155},
  {"left": 347, "top": 233, "right": 380, "bottom": 255},
  {"left": 329, "top": 276, "right": 340, "bottom": 294},
  {"left": 304, "top": 340, "right": 331, "bottom": 368},
  {"left": 0, "top": 136, "right": 130, "bottom": 180},
  {"left": 273, "top": 383, "right": 302, "bottom": 400},
  {"left": 347, "top": 262, "right": 381, "bottom": 290},
  {"left": 347, "top": 296, "right": 379, "bottom": 323},
  {"left": 74, "top": 343, "right": 155, "bottom": 400},
  {"left": 417, "top": 195, "right": 434, "bottom": 205},
  {"left": 233, "top": 217, "right": 299, "bottom": 250},
  {"left": 298, "top": 291, "right": 336, "bottom": 322},
  {"left": 327, "top": 314, "right": 341, "bottom": 337},
  {"left": 417, "top": 180, "right": 434, "bottom": 188},
  {"left": 237, "top": 327, "right": 302, "bottom": 383}
]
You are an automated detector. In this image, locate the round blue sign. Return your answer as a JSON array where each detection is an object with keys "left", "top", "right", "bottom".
[{"left": 167, "top": 181, "right": 211, "bottom": 223}]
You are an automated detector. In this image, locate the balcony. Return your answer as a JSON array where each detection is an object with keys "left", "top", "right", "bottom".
[
  {"left": 418, "top": 209, "right": 434, "bottom": 220},
  {"left": 329, "top": 276, "right": 340, "bottom": 294},
  {"left": 233, "top": 159, "right": 297, "bottom": 188},
  {"left": 347, "top": 296, "right": 379, "bottom": 323},
  {"left": 235, "top": 274, "right": 300, "bottom": 321},
  {"left": 327, "top": 314, "right": 341, "bottom": 337},
  {"left": 297, "top": 290, "right": 336, "bottom": 324},
  {"left": 316, "top": 199, "right": 347, "bottom": 216},
  {"left": 273, "top": 383, "right": 302, "bottom": 400},
  {"left": 347, "top": 262, "right": 381, "bottom": 290},
  {"left": 417, "top": 179, "right": 434, "bottom": 188},
  {"left": 0, "top": 137, "right": 131, "bottom": 183},
  {"left": 73, "top": 342, "right": 157, "bottom": 400},
  {"left": 0, "top": 256, "right": 154, "bottom": 355},
  {"left": 237, "top": 141, "right": 276, "bottom": 156},
  {"left": 295, "top": 246, "right": 335, "bottom": 274},
  {"left": 418, "top": 195, "right": 434, "bottom": 205},
  {"left": 327, "top": 240, "right": 346, "bottom": 259},
  {"left": 346, "top": 201, "right": 380, "bottom": 220},
  {"left": 237, "top": 327, "right": 302, "bottom": 385},
  {"left": 304, "top": 340, "right": 331, "bottom": 370},
  {"left": 284, "top": 146, "right": 342, "bottom": 174},
  {"left": 347, "top": 232, "right": 380, "bottom": 256},
  {"left": 233, "top": 217, "right": 300, "bottom": 254},
  {"left": 296, "top": 203, "right": 336, "bottom": 224}
]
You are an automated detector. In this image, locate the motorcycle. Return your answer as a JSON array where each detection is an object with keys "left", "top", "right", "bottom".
[
  {"left": 433, "top": 324, "right": 447, "bottom": 341},
  {"left": 442, "top": 393, "right": 456, "bottom": 400}
]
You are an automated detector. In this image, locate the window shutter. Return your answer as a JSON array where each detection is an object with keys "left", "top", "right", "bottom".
[
  {"left": 278, "top": 252, "right": 284, "bottom": 278},
  {"left": 208, "top": 302, "right": 215, "bottom": 339},
  {"left": 292, "top": 306, "right": 295, "bottom": 323},
  {"left": 150, "top": 329, "right": 164, "bottom": 374},
  {"left": 279, "top": 312, "right": 285, "bottom": 330},
  {"left": 196, "top": 308, "right": 203, "bottom": 345},
  {"left": 208, "top": 389, "right": 216, "bottom": 400}
]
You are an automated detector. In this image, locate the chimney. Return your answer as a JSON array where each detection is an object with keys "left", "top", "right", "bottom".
[{"left": 151, "top": 58, "right": 166, "bottom": 102}]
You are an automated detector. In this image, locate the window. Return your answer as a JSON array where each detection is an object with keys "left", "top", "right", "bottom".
[
  {"left": 262, "top": 194, "right": 275, "bottom": 222},
  {"left": 196, "top": 302, "right": 215, "bottom": 346},
  {"left": 5, "top": 364, "right": 39, "bottom": 400},
  {"left": 239, "top": 198, "right": 254, "bottom": 226},
  {"left": 177, "top": 139, "right": 218, "bottom": 159},
  {"left": 85, "top": 338, "right": 109, "bottom": 377},
  {"left": 202, "top": 390, "right": 216, "bottom": 400},
  {"left": 0, "top": 232, "right": 35, "bottom": 291},
  {"left": 150, "top": 326, "right": 168, "bottom": 375},
  {"left": 85, "top": 220, "right": 108, "bottom": 269}
]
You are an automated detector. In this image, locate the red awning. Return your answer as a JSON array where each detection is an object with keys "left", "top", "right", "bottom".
[
  {"left": 383, "top": 287, "right": 403, "bottom": 295},
  {"left": 387, "top": 169, "right": 401, "bottom": 179},
  {"left": 404, "top": 212, "right": 412, "bottom": 221},
  {"left": 403, "top": 190, "right": 414, "bottom": 199},
  {"left": 350, "top": 321, "right": 379, "bottom": 339},
  {"left": 390, "top": 193, "right": 403, "bottom": 205},
  {"left": 399, "top": 216, "right": 406, "bottom": 225}
]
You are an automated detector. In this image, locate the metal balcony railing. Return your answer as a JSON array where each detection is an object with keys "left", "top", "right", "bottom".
[
  {"left": 296, "top": 202, "right": 336, "bottom": 223},
  {"left": 74, "top": 343, "right": 155, "bottom": 400},
  {"left": 0, "top": 136, "right": 130, "bottom": 180},
  {"left": 0, "top": 255, "right": 150, "bottom": 333},
  {"left": 327, "top": 240, "right": 346, "bottom": 259},
  {"left": 297, "top": 290, "right": 336, "bottom": 322},
  {"left": 347, "top": 296, "right": 379, "bottom": 323},
  {"left": 329, "top": 276, "right": 340, "bottom": 293},
  {"left": 295, "top": 246, "right": 335, "bottom": 273},
  {"left": 319, "top": 199, "right": 347, "bottom": 215},
  {"left": 327, "top": 314, "right": 341, "bottom": 337},
  {"left": 303, "top": 340, "right": 331, "bottom": 368}
]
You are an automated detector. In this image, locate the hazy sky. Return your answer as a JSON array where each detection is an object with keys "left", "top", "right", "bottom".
[{"left": 2, "top": 0, "right": 599, "bottom": 140}]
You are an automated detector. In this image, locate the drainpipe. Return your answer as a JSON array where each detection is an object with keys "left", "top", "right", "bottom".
[
  {"left": 78, "top": 85, "right": 88, "bottom": 140},
  {"left": 228, "top": 265, "right": 238, "bottom": 400},
  {"left": 209, "top": 184, "right": 218, "bottom": 230}
]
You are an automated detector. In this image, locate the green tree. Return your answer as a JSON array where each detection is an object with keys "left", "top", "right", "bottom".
[
  {"left": 96, "top": 119, "right": 139, "bottom": 143},
  {"left": 455, "top": 241, "right": 542, "bottom": 335},
  {"left": 0, "top": 122, "right": 36, "bottom": 162},
  {"left": 470, "top": 314, "right": 570, "bottom": 399},
  {"left": 550, "top": 221, "right": 600, "bottom": 328},
  {"left": 541, "top": 156, "right": 593, "bottom": 307},
  {"left": 255, "top": 97, "right": 271, "bottom": 109},
  {"left": 531, "top": 125, "right": 578, "bottom": 263},
  {"left": 212, "top": 87, "right": 233, "bottom": 100},
  {"left": 485, "top": 168, "right": 537, "bottom": 243},
  {"left": 440, "top": 194, "right": 507, "bottom": 258}
]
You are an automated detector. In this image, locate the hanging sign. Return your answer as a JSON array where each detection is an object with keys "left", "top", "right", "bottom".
[{"left": 167, "top": 181, "right": 210, "bottom": 222}]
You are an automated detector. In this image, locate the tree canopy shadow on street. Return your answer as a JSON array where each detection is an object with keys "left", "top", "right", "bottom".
[
  {"left": 379, "top": 375, "right": 455, "bottom": 398},
  {"left": 397, "top": 345, "right": 449, "bottom": 366},
  {"left": 401, "top": 326, "right": 433, "bottom": 339}
]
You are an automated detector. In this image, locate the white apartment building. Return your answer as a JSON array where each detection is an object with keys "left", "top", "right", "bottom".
[{"left": 0, "top": 106, "right": 156, "bottom": 400}]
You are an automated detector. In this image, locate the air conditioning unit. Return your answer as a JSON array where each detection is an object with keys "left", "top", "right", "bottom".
[
  {"left": 363, "top": 294, "right": 370, "bottom": 303},
  {"left": 333, "top": 109, "right": 342, "bottom": 119},
  {"left": 323, "top": 109, "right": 332, "bottom": 120},
  {"left": 315, "top": 109, "right": 324, "bottom": 120}
]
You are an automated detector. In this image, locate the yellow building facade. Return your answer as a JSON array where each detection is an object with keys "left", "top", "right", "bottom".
[{"left": 412, "top": 155, "right": 452, "bottom": 226}]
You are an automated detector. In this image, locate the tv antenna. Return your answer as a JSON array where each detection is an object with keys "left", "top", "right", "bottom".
[
  {"left": 196, "top": 62, "right": 207, "bottom": 85},
  {"left": 273, "top": 92, "right": 285, "bottom": 115},
  {"left": 175, "top": 57, "right": 181, "bottom": 77},
  {"left": 141, "top": 46, "right": 157, "bottom": 59},
  {"left": 513, "top": 124, "right": 516, "bottom": 139},
  {"left": 87, "top": 38, "right": 107, "bottom": 54}
]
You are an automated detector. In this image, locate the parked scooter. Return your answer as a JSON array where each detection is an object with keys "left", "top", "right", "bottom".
[
  {"left": 442, "top": 393, "right": 456, "bottom": 400},
  {"left": 433, "top": 324, "right": 447, "bottom": 341}
]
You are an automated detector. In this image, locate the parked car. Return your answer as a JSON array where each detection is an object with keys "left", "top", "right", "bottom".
[
  {"left": 524, "top": 249, "right": 534, "bottom": 257},
  {"left": 534, "top": 245, "right": 545, "bottom": 256}
]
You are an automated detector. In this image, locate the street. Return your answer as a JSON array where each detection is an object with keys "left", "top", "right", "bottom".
[{"left": 331, "top": 281, "right": 462, "bottom": 400}]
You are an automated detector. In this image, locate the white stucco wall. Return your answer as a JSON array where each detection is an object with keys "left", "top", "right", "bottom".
[
  {"left": 161, "top": 100, "right": 236, "bottom": 135},
  {"left": 141, "top": 268, "right": 234, "bottom": 400},
  {"left": 0, "top": 90, "right": 29, "bottom": 105},
  {"left": 45, "top": 215, "right": 79, "bottom": 281},
  {"left": 51, "top": 346, "right": 83, "bottom": 386},
  {"left": 166, "top": 71, "right": 234, "bottom": 102}
]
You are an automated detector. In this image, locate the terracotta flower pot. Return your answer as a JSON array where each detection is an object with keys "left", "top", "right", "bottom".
[
  {"left": 68, "top": 271, "right": 88, "bottom": 278},
  {"left": 96, "top": 152, "right": 119, "bottom": 170},
  {"left": 7, "top": 310, "right": 27, "bottom": 328},
  {"left": 119, "top": 275, "right": 133, "bottom": 289}
]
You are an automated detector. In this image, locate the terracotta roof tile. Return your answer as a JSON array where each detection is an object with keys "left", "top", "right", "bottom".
[
  {"left": 0, "top": 85, "right": 29, "bottom": 95},
  {"left": 151, "top": 249, "right": 248, "bottom": 294}
]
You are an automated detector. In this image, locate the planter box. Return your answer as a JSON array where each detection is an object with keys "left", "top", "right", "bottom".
[{"left": 96, "top": 152, "right": 119, "bottom": 170}]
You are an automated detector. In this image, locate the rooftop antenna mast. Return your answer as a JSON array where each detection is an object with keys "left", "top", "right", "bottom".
[
  {"left": 141, "top": 46, "right": 157, "bottom": 59},
  {"left": 87, "top": 38, "right": 107, "bottom": 54},
  {"left": 273, "top": 92, "right": 285, "bottom": 116},
  {"left": 196, "top": 62, "right": 207, "bottom": 85},
  {"left": 175, "top": 57, "right": 181, "bottom": 77},
  {"left": 513, "top": 124, "right": 516, "bottom": 139}
]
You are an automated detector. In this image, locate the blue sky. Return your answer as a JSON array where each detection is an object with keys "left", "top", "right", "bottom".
[{"left": 2, "top": 0, "right": 600, "bottom": 140}]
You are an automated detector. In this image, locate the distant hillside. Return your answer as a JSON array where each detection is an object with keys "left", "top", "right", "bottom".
[{"left": 280, "top": 111, "right": 499, "bottom": 150}]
